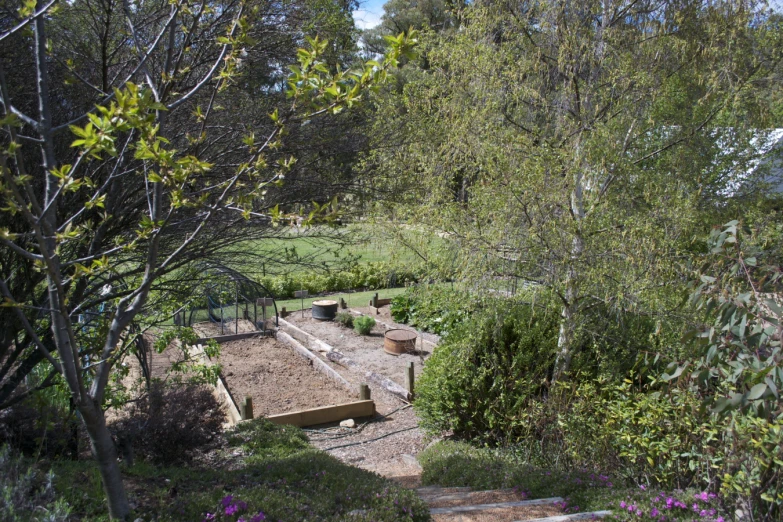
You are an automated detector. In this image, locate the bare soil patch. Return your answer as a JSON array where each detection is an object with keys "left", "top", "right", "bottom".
[
  {"left": 218, "top": 337, "right": 354, "bottom": 416},
  {"left": 285, "top": 311, "right": 432, "bottom": 388}
]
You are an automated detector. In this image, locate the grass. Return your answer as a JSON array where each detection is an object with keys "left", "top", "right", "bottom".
[
  {"left": 48, "top": 419, "right": 429, "bottom": 521},
  {"left": 417, "top": 440, "right": 730, "bottom": 522},
  {"left": 242, "top": 225, "right": 418, "bottom": 275},
  {"left": 275, "top": 287, "right": 408, "bottom": 312}
]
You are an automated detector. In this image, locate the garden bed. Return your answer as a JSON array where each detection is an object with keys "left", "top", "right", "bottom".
[
  {"left": 284, "top": 310, "right": 432, "bottom": 389},
  {"left": 217, "top": 337, "right": 354, "bottom": 417}
]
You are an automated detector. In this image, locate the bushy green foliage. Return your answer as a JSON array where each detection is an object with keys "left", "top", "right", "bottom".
[
  {"left": 334, "top": 311, "right": 354, "bottom": 328},
  {"left": 260, "top": 262, "right": 424, "bottom": 299},
  {"left": 353, "top": 315, "right": 376, "bottom": 335},
  {"left": 415, "top": 301, "right": 559, "bottom": 439},
  {"left": 390, "top": 286, "right": 484, "bottom": 336}
]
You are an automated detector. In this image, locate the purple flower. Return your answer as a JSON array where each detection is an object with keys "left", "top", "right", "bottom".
[
  {"left": 250, "top": 513, "right": 266, "bottom": 522},
  {"left": 620, "top": 502, "right": 627, "bottom": 508},
  {"left": 640, "top": 485, "right": 647, "bottom": 491},
  {"left": 665, "top": 497, "right": 674, "bottom": 509},
  {"left": 225, "top": 504, "right": 239, "bottom": 516},
  {"left": 222, "top": 495, "right": 234, "bottom": 508},
  {"left": 237, "top": 501, "right": 248, "bottom": 511},
  {"left": 700, "top": 510, "right": 708, "bottom": 517},
  {"left": 203, "top": 513, "right": 216, "bottom": 521},
  {"left": 716, "top": 518, "right": 725, "bottom": 522},
  {"left": 635, "top": 509, "right": 642, "bottom": 516},
  {"left": 651, "top": 508, "right": 660, "bottom": 517}
]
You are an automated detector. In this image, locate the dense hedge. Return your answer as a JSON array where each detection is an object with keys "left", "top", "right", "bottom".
[
  {"left": 415, "top": 301, "right": 560, "bottom": 440},
  {"left": 259, "top": 262, "right": 424, "bottom": 299}
]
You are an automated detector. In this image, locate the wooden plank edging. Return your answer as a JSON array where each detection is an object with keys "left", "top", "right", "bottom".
[
  {"left": 278, "top": 317, "right": 334, "bottom": 352},
  {"left": 216, "top": 375, "right": 242, "bottom": 425},
  {"left": 276, "top": 331, "right": 356, "bottom": 396},
  {"left": 266, "top": 400, "right": 375, "bottom": 427},
  {"left": 326, "top": 350, "right": 411, "bottom": 402},
  {"left": 429, "top": 497, "right": 564, "bottom": 515}
]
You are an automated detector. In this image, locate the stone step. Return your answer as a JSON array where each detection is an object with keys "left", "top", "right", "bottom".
[
  {"left": 430, "top": 497, "right": 564, "bottom": 515},
  {"left": 516, "top": 511, "right": 613, "bottom": 522},
  {"left": 428, "top": 497, "right": 566, "bottom": 522},
  {"left": 425, "top": 488, "right": 528, "bottom": 508}
]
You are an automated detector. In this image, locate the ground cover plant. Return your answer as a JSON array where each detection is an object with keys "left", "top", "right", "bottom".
[
  {"left": 354, "top": 315, "right": 377, "bottom": 335},
  {"left": 335, "top": 311, "right": 355, "bottom": 328},
  {"left": 418, "top": 440, "right": 731, "bottom": 522},
  {"left": 48, "top": 418, "right": 428, "bottom": 521}
]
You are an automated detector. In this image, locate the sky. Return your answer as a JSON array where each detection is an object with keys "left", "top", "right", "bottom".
[{"left": 353, "top": 0, "right": 386, "bottom": 30}]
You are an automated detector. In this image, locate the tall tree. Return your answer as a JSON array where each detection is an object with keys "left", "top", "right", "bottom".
[{"left": 365, "top": 0, "right": 783, "bottom": 381}]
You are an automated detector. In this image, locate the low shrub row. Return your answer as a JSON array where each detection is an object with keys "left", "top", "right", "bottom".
[{"left": 259, "top": 261, "right": 425, "bottom": 299}]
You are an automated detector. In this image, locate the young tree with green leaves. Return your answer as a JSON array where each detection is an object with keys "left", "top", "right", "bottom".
[{"left": 0, "top": 0, "right": 416, "bottom": 516}]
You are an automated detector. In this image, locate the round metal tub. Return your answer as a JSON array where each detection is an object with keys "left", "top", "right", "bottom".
[
  {"left": 384, "top": 329, "right": 417, "bottom": 355},
  {"left": 312, "top": 300, "right": 338, "bottom": 320}
]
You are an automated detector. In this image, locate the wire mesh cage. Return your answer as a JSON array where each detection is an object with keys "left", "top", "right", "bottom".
[{"left": 182, "top": 263, "right": 278, "bottom": 337}]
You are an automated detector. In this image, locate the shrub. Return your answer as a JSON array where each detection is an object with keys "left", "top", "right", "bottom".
[
  {"left": 415, "top": 301, "right": 559, "bottom": 440},
  {"left": 0, "top": 400, "right": 77, "bottom": 459},
  {"left": 259, "top": 261, "right": 425, "bottom": 299},
  {"left": 334, "top": 311, "right": 354, "bottom": 328},
  {"left": 110, "top": 382, "right": 225, "bottom": 465},
  {"left": 0, "top": 445, "right": 71, "bottom": 521},
  {"left": 353, "top": 315, "right": 376, "bottom": 335}
]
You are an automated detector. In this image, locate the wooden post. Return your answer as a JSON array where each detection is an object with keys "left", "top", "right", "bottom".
[
  {"left": 371, "top": 292, "right": 379, "bottom": 307},
  {"left": 406, "top": 362, "right": 415, "bottom": 397},
  {"left": 241, "top": 396, "right": 254, "bottom": 420},
  {"left": 340, "top": 298, "right": 347, "bottom": 309},
  {"left": 359, "top": 383, "right": 371, "bottom": 401}
]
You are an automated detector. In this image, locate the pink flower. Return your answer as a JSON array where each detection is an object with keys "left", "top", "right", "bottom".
[
  {"left": 620, "top": 502, "right": 627, "bottom": 509},
  {"left": 640, "top": 485, "right": 647, "bottom": 491}
]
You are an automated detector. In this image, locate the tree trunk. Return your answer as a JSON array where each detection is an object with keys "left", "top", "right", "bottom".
[
  {"left": 553, "top": 288, "right": 577, "bottom": 383},
  {"left": 81, "top": 402, "right": 131, "bottom": 521}
]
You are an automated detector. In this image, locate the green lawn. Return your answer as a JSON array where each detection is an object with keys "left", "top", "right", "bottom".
[
  {"left": 275, "top": 287, "right": 408, "bottom": 312},
  {"left": 241, "top": 225, "right": 419, "bottom": 275}
]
